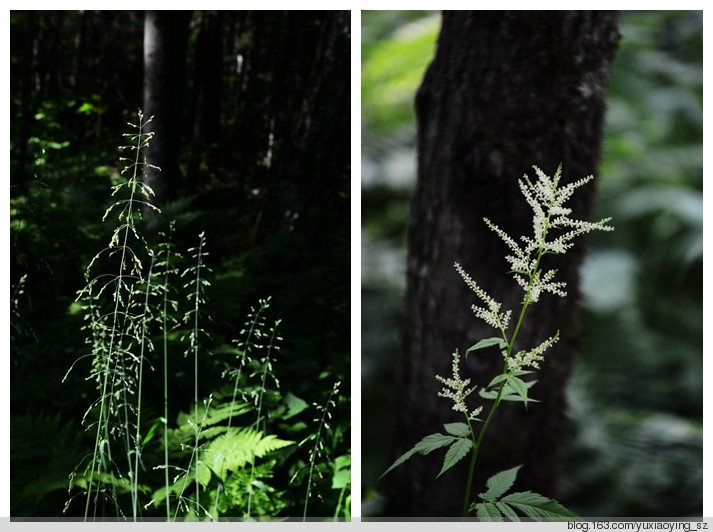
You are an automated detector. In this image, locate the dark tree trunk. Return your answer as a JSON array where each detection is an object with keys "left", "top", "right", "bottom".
[
  {"left": 143, "top": 10, "right": 190, "bottom": 206},
  {"left": 272, "top": 10, "right": 351, "bottom": 234},
  {"left": 384, "top": 11, "right": 619, "bottom": 517},
  {"left": 189, "top": 10, "right": 223, "bottom": 182},
  {"left": 12, "top": 11, "right": 38, "bottom": 192}
]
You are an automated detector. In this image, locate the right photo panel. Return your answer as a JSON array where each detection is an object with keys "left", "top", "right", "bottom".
[{"left": 361, "top": 10, "right": 702, "bottom": 521}]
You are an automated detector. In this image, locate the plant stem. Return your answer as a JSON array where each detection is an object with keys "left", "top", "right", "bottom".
[
  {"left": 191, "top": 234, "right": 205, "bottom": 513},
  {"left": 84, "top": 111, "right": 146, "bottom": 522},
  {"left": 161, "top": 226, "right": 174, "bottom": 520},
  {"left": 131, "top": 253, "right": 155, "bottom": 520},
  {"left": 461, "top": 214, "right": 551, "bottom": 517}
]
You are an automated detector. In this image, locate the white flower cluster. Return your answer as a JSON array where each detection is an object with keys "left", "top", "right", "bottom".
[
  {"left": 454, "top": 262, "right": 511, "bottom": 332},
  {"left": 509, "top": 330, "right": 560, "bottom": 371},
  {"left": 484, "top": 164, "right": 613, "bottom": 303},
  {"left": 436, "top": 350, "right": 483, "bottom": 421}
]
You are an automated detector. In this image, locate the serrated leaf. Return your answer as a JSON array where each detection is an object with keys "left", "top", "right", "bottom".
[
  {"left": 480, "top": 385, "right": 541, "bottom": 404},
  {"left": 436, "top": 437, "right": 472, "bottom": 478},
  {"left": 501, "top": 491, "right": 580, "bottom": 521},
  {"left": 486, "top": 373, "right": 510, "bottom": 388},
  {"left": 465, "top": 337, "right": 507, "bottom": 356},
  {"left": 444, "top": 422, "right": 470, "bottom": 437},
  {"left": 502, "top": 393, "right": 541, "bottom": 404},
  {"left": 379, "top": 433, "right": 455, "bottom": 481},
  {"left": 511, "top": 370, "right": 534, "bottom": 377},
  {"left": 414, "top": 433, "right": 458, "bottom": 454},
  {"left": 487, "top": 370, "right": 535, "bottom": 389},
  {"left": 475, "top": 502, "right": 503, "bottom": 521},
  {"left": 479, "top": 465, "right": 522, "bottom": 502},
  {"left": 496, "top": 502, "right": 520, "bottom": 521},
  {"left": 507, "top": 376, "right": 529, "bottom": 406}
]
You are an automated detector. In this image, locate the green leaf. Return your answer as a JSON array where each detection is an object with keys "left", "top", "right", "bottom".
[
  {"left": 465, "top": 337, "right": 507, "bottom": 356},
  {"left": 496, "top": 502, "right": 521, "bottom": 521},
  {"left": 487, "top": 372, "right": 535, "bottom": 390},
  {"left": 206, "top": 428, "right": 293, "bottom": 474},
  {"left": 486, "top": 373, "right": 509, "bottom": 388},
  {"left": 141, "top": 417, "right": 163, "bottom": 446},
  {"left": 475, "top": 502, "right": 503, "bottom": 521},
  {"left": 479, "top": 389, "right": 499, "bottom": 400},
  {"left": 436, "top": 438, "right": 472, "bottom": 478},
  {"left": 379, "top": 433, "right": 455, "bottom": 481},
  {"left": 479, "top": 465, "right": 522, "bottom": 502},
  {"left": 479, "top": 381, "right": 540, "bottom": 403},
  {"left": 501, "top": 491, "right": 580, "bottom": 521},
  {"left": 332, "top": 468, "right": 351, "bottom": 490},
  {"left": 332, "top": 454, "right": 351, "bottom": 489},
  {"left": 413, "top": 433, "right": 458, "bottom": 454},
  {"left": 282, "top": 392, "right": 309, "bottom": 419},
  {"left": 444, "top": 422, "right": 470, "bottom": 437},
  {"left": 507, "top": 376, "right": 529, "bottom": 406}
]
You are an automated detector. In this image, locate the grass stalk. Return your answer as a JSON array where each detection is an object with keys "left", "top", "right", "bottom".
[
  {"left": 246, "top": 318, "right": 282, "bottom": 517},
  {"left": 302, "top": 381, "right": 340, "bottom": 521}
]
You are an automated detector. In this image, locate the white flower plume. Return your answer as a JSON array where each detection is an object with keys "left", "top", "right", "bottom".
[
  {"left": 455, "top": 262, "right": 511, "bottom": 332},
  {"left": 483, "top": 164, "right": 613, "bottom": 303},
  {"left": 509, "top": 330, "right": 560, "bottom": 371},
  {"left": 436, "top": 350, "right": 483, "bottom": 421}
]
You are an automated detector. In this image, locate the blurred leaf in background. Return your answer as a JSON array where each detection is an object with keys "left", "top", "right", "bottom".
[{"left": 361, "top": 10, "right": 702, "bottom": 518}]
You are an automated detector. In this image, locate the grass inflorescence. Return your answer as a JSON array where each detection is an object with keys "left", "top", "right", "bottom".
[{"left": 63, "top": 111, "right": 350, "bottom": 521}]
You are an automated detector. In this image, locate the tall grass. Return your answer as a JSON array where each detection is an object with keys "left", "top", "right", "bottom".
[
  {"left": 66, "top": 110, "right": 158, "bottom": 521},
  {"left": 64, "top": 111, "right": 350, "bottom": 521}
]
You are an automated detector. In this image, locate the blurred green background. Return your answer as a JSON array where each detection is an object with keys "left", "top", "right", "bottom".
[{"left": 361, "top": 10, "right": 702, "bottom": 518}]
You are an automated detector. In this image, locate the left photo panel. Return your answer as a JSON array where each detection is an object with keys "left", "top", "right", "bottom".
[{"left": 9, "top": 10, "right": 351, "bottom": 521}]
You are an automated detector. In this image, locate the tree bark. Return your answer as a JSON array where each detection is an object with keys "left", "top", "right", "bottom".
[
  {"left": 272, "top": 10, "right": 351, "bottom": 235},
  {"left": 189, "top": 10, "right": 223, "bottom": 181},
  {"left": 143, "top": 10, "right": 190, "bottom": 207},
  {"left": 384, "top": 11, "right": 619, "bottom": 517}
]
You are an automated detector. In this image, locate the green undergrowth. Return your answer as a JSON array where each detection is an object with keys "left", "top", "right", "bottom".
[{"left": 11, "top": 111, "right": 349, "bottom": 521}]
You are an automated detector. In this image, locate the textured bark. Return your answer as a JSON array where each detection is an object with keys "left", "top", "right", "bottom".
[
  {"left": 190, "top": 11, "right": 223, "bottom": 169},
  {"left": 385, "top": 11, "right": 619, "bottom": 517},
  {"left": 143, "top": 10, "right": 190, "bottom": 206}
]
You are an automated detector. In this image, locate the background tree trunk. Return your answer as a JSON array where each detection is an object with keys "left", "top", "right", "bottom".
[
  {"left": 143, "top": 10, "right": 190, "bottom": 207},
  {"left": 188, "top": 10, "right": 223, "bottom": 182},
  {"left": 272, "top": 10, "right": 351, "bottom": 235},
  {"left": 384, "top": 11, "right": 619, "bottom": 517}
]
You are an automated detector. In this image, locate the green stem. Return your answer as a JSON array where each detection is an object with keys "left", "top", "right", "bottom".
[
  {"left": 161, "top": 228, "right": 173, "bottom": 520},
  {"left": 84, "top": 112, "right": 146, "bottom": 522},
  {"left": 461, "top": 218, "right": 551, "bottom": 517},
  {"left": 461, "top": 359, "right": 508, "bottom": 518},
  {"left": 191, "top": 235, "right": 205, "bottom": 514}
]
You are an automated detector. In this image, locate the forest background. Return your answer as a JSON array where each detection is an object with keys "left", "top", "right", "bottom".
[
  {"left": 5, "top": 8, "right": 706, "bottom": 521},
  {"left": 9, "top": 10, "right": 350, "bottom": 519},
  {"left": 362, "top": 10, "right": 702, "bottom": 518}
]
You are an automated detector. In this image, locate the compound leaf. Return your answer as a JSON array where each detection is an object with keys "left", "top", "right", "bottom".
[
  {"left": 501, "top": 490, "right": 580, "bottom": 521},
  {"left": 479, "top": 465, "right": 522, "bottom": 502},
  {"left": 436, "top": 437, "right": 472, "bottom": 478},
  {"left": 475, "top": 502, "right": 503, "bottom": 521}
]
